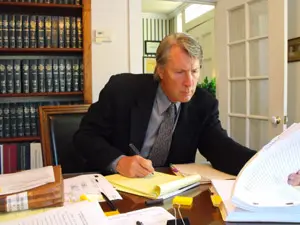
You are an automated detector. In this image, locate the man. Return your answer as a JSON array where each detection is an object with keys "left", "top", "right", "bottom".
[{"left": 73, "top": 32, "right": 299, "bottom": 184}]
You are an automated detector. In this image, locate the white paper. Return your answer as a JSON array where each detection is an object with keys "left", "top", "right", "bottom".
[
  {"left": 108, "top": 207, "right": 175, "bottom": 225},
  {"left": 4, "top": 201, "right": 108, "bottom": 225},
  {"left": 232, "top": 124, "right": 300, "bottom": 212},
  {"left": 64, "top": 174, "right": 122, "bottom": 203},
  {"left": 0, "top": 166, "right": 55, "bottom": 196}
]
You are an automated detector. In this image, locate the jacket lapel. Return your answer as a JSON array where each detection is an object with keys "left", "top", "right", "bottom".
[{"left": 130, "top": 80, "right": 158, "bottom": 151}]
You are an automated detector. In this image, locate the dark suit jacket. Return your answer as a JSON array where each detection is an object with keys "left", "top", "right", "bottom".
[{"left": 73, "top": 73, "right": 256, "bottom": 175}]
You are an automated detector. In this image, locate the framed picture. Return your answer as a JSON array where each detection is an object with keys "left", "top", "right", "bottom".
[
  {"left": 144, "top": 40, "right": 160, "bottom": 55},
  {"left": 143, "top": 57, "right": 156, "bottom": 74},
  {"left": 288, "top": 37, "right": 300, "bottom": 62}
]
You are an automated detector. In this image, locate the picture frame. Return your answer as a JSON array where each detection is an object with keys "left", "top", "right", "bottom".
[
  {"left": 288, "top": 37, "right": 300, "bottom": 62},
  {"left": 143, "top": 56, "right": 156, "bottom": 74},
  {"left": 144, "top": 40, "right": 160, "bottom": 55}
]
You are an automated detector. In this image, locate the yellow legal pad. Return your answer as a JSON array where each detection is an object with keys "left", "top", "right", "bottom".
[{"left": 105, "top": 172, "right": 201, "bottom": 199}]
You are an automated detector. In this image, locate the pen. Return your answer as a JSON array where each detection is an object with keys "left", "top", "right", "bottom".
[
  {"left": 170, "top": 163, "right": 184, "bottom": 177},
  {"left": 136, "top": 221, "right": 144, "bottom": 225},
  {"left": 129, "top": 143, "right": 140, "bottom": 155},
  {"left": 129, "top": 143, "right": 154, "bottom": 175},
  {"left": 101, "top": 192, "right": 118, "bottom": 211}
]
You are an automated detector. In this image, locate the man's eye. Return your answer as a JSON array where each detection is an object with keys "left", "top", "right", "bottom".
[{"left": 192, "top": 70, "right": 198, "bottom": 73}]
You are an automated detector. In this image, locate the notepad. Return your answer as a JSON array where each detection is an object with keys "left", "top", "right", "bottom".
[{"left": 105, "top": 172, "right": 201, "bottom": 199}]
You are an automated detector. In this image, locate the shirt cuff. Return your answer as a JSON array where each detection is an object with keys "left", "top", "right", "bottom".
[{"left": 107, "top": 155, "right": 125, "bottom": 173}]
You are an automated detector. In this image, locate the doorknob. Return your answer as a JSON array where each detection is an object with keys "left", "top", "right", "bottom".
[{"left": 271, "top": 116, "right": 281, "bottom": 125}]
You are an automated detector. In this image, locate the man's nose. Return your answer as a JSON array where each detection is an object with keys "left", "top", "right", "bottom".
[{"left": 183, "top": 73, "right": 193, "bottom": 87}]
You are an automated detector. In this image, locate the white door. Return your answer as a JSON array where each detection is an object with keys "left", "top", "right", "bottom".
[
  {"left": 215, "top": 0, "right": 287, "bottom": 151},
  {"left": 185, "top": 10, "right": 215, "bottom": 83},
  {"left": 184, "top": 10, "right": 215, "bottom": 163}
]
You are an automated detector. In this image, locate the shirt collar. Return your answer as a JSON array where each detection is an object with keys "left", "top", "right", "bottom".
[{"left": 156, "top": 84, "right": 180, "bottom": 115}]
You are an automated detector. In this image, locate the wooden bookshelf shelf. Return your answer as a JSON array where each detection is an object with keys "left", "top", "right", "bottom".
[
  {"left": 0, "top": 136, "right": 40, "bottom": 143},
  {"left": 0, "top": 92, "right": 83, "bottom": 98},
  {"left": 0, "top": 2, "right": 82, "bottom": 9},
  {"left": 0, "top": 48, "right": 83, "bottom": 54}
]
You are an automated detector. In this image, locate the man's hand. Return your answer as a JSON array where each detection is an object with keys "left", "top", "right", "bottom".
[
  {"left": 288, "top": 170, "right": 300, "bottom": 186},
  {"left": 116, "top": 155, "right": 154, "bottom": 178}
]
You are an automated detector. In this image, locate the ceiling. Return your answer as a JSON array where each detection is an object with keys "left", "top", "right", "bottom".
[{"left": 142, "top": 0, "right": 183, "bottom": 14}]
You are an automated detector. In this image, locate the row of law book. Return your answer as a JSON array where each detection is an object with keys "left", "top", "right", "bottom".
[
  {"left": 0, "top": 100, "right": 83, "bottom": 138},
  {"left": 0, "top": 142, "right": 43, "bottom": 174},
  {"left": 0, "top": 0, "right": 81, "bottom": 4},
  {"left": 0, "top": 14, "right": 82, "bottom": 49},
  {"left": 0, "top": 58, "right": 84, "bottom": 94}
]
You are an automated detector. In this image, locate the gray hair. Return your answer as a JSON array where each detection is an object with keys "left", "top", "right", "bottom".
[{"left": 154, "top": 32, "right": 203, "bottom": 80}]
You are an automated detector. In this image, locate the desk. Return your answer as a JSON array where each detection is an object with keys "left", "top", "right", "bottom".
[{"left": 65, "top": 170, "right": 294, "bottom": 225}]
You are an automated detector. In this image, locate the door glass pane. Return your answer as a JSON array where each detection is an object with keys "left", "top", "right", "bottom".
[
  {"left": 250, "top": 79, "right": 268, "bottom": 116},
  {"left": 229, "top": 6, "right": 245, "bottom": 42},
  {"left": 229, "top": 43, "right": 246, "bottom": 78},
  {"left": 249, "top": 119, "right": 269, "bottom": 151},
  {"left": 230, "top": 81, "right": 246, "bottom": 114},
  {"left": 248, "top": 0, "right": 268, "bottom": 37},
  {"left": 249, "top": 38, "right": 268, "bottom": 77},
  {"left": 230, "top": 117, "right": 246, "bottom": 146}
]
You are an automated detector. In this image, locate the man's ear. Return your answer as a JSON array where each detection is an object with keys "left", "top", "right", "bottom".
[{"left": 157, "top": 66, "right": 164, "bottom": 80}]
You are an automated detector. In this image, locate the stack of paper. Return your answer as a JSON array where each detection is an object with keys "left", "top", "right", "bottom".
[
  {"left": 106, "top": 172, "right": 201, "bottom": 199},
  {"left": 212, "top": 179, "right": 300, "bottom": 223}
]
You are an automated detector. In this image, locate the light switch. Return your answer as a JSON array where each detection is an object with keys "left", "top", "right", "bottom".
[{"left": 94, "top": 30, "right": 112, "bottom": 43}]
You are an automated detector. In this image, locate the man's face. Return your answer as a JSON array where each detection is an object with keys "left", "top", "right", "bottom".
[{"left": 158, "top": 45, "right": 200, "bottom": 103}]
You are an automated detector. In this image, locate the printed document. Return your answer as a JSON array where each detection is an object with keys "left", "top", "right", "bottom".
[
  {"left": 64, "top": 174, "right": 122, "bottom": 203},
  {"left": 108, "top": 207, "right": 175, "bottom": 225},
  {"left": 0, "top": 166, "right": 54, "bottom": 195},
  {"left": 4, "top": 201, "right": 108, "bottom": 225},
  {"left": 231, "top": 123, "right": 300, "bottom": 212}
]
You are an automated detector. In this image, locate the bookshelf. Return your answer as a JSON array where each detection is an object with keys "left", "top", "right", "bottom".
[{"left": 0, "top": 0, "right": 92, "bottom": 173}]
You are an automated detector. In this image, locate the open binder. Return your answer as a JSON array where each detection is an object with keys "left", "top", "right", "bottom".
[
  {"left": 105, "top": 172, "right": 201, "bottom": 199},
  {"left": 0, "top": 165, "right": 64, "bottom": 212}
]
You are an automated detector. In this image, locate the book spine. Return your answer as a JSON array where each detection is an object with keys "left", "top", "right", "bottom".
[
  {"left": 15, "top": 14, "right": 22, "bottom": 48},
  {"left": 9, "top": 103, "right": 17, "bottom": 137},
  {"left": 29, "top": 60, "right": 38, "bottom": 93},
  {"left": 24, "top": 103, "right": 31, "bottom": 136},
  {"left": 3, "top": 103, "right": 10, "bottom": 138},
  {"left": 6, "top": 60, "right": 14, "bottom": 94},
  {"left": 51, "top": 16, "right": 58, "bottom": 48},
  {"left": 45, "top": 59, "right": 53, "bottom": 92},
  {"left": 59, "top": 58, "right": 65, "bottom": 92},
  {"left": 14, "top": 60, "right": 21, "bottom": 93},
  {"left": 37, "top": 16, "right": 45, "bottom": 48},
  {"left": 22, "top": 60, "right": 30, "bottom": 93},
  {"left": 16, "top": 103, "right": 24, "bottom": 137},
  {"left": 53, "top": 59, "right": 59, "bottom": 92},
  {"left": 37, "top": 59, "right": 45, "bottom": 92},
  {"left": 45, "top": 16, "right": 51, "bottom": 48},
  {"left": 2, "top": 15, "right": 8, "bottom": 48},
  {"left": 29, "top": 15, "right": 37, "bottom": 48},
  {"left": 8, "top": 15, "right": 15, "bottom": 48},
  {"left": 0, "top": 60, "right": 6, "bottom": 94},
  {"left": 58, "top": 16, "right": 65, "bottom": 48},
  {"left": 22, "top": 15, "right": 30, "bottom": 48}
]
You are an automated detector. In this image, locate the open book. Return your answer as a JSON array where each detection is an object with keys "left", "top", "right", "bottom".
[{"left": 105, "top": 172, "right": 201, "bottom": 199}]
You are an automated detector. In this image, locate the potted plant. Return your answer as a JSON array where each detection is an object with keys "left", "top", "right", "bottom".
[{"left": 197, "top": 76, "right": 216, "bottom": 97}]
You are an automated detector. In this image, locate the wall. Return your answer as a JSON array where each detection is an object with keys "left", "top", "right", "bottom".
[
  {"left": 91, "top": 0, "right": 142, "bottom": 102},
  {"left": 288, "top": 0, "right": 300, "bottom": 125}
]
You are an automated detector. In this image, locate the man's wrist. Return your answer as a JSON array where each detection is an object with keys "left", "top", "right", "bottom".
[{"left": 107, "top": 155, "right": 125, "bottom": 173}]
